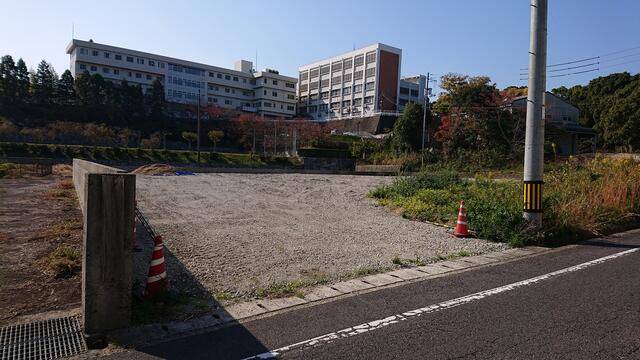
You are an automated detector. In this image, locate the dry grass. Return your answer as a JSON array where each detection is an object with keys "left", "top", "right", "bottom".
[{"left": 45, "top": 244, "right": 81, "bottom": 278}]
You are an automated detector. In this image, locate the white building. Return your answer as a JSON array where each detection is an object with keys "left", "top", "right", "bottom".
[
  {"left": 398, "top": 75, "right": 427, "bottom": 111},
  {"left": 297, "top": 43, "right": 402, "bottom": 121},
  {"left": 66, "top": 39, "right": 297, "bottom": 118}
]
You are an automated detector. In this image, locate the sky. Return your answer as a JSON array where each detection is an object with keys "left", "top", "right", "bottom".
[{"left": 1, "top": 0, "right": 639, "bottom": 94}]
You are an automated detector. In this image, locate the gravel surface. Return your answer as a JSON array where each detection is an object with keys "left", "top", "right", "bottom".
[{"left": 135, "top": 173, "right": 507, "bottom": 298}]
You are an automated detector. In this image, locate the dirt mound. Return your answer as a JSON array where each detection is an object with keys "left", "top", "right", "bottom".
[
  {"left": 132, "top": 164, "right": 176, "bottom": 175},
  {"left": 53, "top": 164, "right": 73, "bottom": 176}
]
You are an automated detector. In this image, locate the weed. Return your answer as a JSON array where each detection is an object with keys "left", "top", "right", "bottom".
[
  {"left": 46, "top": 244, "right": 81, "bottom": 278},
  {"left": 342, "top": 265, "right": 391, "bottom": 279},
  {"left": 391, "top": 255, "right": 426, "bottom": 267}
]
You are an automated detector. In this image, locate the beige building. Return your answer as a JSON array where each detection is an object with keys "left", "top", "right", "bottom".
[
  {"left": 66, "top": 39, "right": 297, "bottom": 117},
  {"left": 297, "top": 43, "right": 402, "bottom": 121}
]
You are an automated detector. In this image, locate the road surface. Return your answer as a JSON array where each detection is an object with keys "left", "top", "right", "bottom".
[{"left": 106, "top": 229, "right": 640, "bottom": 359}]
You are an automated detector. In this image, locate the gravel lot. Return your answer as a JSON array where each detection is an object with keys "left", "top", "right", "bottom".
[{"left": 135, "top": 173, "right": 507, "bottom": 298}]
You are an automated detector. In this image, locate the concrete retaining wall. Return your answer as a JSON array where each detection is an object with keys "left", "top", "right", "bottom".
[{"left": 72, "top": 159, "right": 136, "bottom": 338}]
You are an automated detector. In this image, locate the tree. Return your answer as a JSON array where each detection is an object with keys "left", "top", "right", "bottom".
[
  {"left": 57, "top": 70, "right": 75, "bottom": 105},
  {"left": 147, "top": 79, "right": 167, "bottom": 147},
  {"left": 182, "top": 131, "right": 197, "bottom": 150},
  {"left": 15, "top": 58, "right": 30, "bottom": 102},
  {"left": 31, "top": 60, "right": 58, "bottom": 105},
  {"left": 393, "top": 102, "right": 423, "bottom": 151},
  {"left": 207, "top": 130, "right": 224, "bottom": 152},
  {"left": 0, "top": 55, "right": 17, "bottom": 105}
]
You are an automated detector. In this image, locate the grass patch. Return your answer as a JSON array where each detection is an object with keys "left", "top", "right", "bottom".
[
  {"left": 370, "top": 156, "right": 640, "bottom": 246},
  {"left": 0, "top": 163, "right": 15, "bottom": 178},
  {"left": 45, "top": 244, "right": 81, "bottom": 278},
  {"left": 391, "top": 255, "right": 426, "bottom": 267},
  {"left": 254, "top": 279, "right": 312, "bottom": 299},
  {"left": 342, "top": 265, "right": 392, "bottom": 279}
]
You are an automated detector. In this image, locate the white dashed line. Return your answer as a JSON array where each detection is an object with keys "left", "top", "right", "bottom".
[{"left": 243, "top": 247, "right": 639, "bottom": 359}]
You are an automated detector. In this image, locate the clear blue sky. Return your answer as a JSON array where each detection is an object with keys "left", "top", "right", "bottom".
[{"left": 1, "top": 0, "right": 639, "bottom": 93}]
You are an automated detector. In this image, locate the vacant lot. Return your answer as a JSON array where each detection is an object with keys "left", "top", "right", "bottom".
[{"left": 136, "top": 173, "right": 507, "bottom": 300}]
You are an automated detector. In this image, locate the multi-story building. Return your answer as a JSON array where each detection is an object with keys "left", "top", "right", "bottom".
[
  {"left": 297, "top": 43, "right": 402, "bottom": 121},
  {"left": 66, "top": 39, "right": 297, "bottom": 117},
  {"left": 398, "top": 75, "right": 427, "bottom": 111}
]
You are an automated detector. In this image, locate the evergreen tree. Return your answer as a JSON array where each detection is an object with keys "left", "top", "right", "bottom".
[
  {"left": 393, "top": 102, "right": 423, "bottom": 151},
  {"left": 31, "top": 60, "right": 58, "bottom": 105},
  {"left": 15, "top": 58, "right": 30, "bottom": 102},
  {"left": 57, "top": 70, "right": 75, "bottom": 105},
  {"left": 0, "top": 55, "right": 17, "bottom": 105}
]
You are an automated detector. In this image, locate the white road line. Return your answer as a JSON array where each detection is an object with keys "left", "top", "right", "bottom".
[{"left": 243, "top": 247, "right": 639, "bottom": 359}]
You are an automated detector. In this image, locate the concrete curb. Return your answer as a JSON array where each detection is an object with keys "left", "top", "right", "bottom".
[{"left": 109, "top": 246, "right": 550, "bottom": 348}]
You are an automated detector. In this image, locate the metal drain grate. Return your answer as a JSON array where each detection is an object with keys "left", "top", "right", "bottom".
[{"left": 0, "top": 316, "right": 87, "bottom": 360}]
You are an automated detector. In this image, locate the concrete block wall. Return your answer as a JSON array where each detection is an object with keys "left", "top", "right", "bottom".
[{"left": 72, "top": 159, "right": 136, "bottom": 337}]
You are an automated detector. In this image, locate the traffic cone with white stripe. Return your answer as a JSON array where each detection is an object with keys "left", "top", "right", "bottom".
[
  {"left": 454, "top": 201, "right": 470, "bottom": 238},
  {"left": 145, "top": 235, "right": 167, "bottom": 297}
]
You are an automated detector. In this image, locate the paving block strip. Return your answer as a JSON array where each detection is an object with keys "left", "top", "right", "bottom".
[{"left": 114, "top": 246, "right": 550, "bottom": 347}]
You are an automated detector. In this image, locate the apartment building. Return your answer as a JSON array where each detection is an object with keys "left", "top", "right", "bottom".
[
  {"left": 398, "top": 75, "right": 427, "bottom": 111},
  {"left": 66, "top": 39, "right": 297, "bottom": 117},
  {"left": 297, "top": 43, "right": 402, "bottom": 121}
]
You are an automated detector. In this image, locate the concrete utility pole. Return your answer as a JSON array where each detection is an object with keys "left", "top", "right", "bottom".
[
  {"left": 523, "top": 0, "right": 547, "bottom": 226},
  {"left": 421, "top": 72, "right": 430, "bottom": 169},
  {"left": 197, "top": 89, "right": 201, "bottom": 166}
]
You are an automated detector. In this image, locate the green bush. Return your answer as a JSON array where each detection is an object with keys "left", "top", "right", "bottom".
[{"left": 297, "top": 147, "right": 353, "bottom": 158}]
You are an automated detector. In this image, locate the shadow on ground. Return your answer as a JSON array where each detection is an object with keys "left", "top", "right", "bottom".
[{"left": 128, "top": 221, "right": 270, "bottom": 359}]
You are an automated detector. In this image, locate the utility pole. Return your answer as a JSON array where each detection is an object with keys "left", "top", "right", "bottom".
[
  {"left": 421, "top": 72, "right": 430, "bottom": 169},
  {"left": 197, "top": 89, "right": 201, "bottom": 166},
  {"left": 523, "top": 0, "right": 547, "bottom": 226}
]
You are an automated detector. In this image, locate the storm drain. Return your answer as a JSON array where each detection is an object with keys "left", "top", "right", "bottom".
[{"left": 0, "top": 316, "right": 86, "bottom": 360}]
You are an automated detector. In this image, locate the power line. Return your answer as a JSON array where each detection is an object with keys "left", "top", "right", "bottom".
[
  {"left": 519, "top": 61, "right": 599, "bottom": 75},
  {"left": 600, "top": 58, "right": 640, "bottom": 70},
  {"left": 518, "top": 44, "right": 640, "bottom": 70},
  {"left": 519, "top": 67, "right": 600, "bottom": 81}
]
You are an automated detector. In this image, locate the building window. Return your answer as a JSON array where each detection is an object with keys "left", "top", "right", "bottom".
[
  {"left": 233, "top": 76, "right": 238, "bottom": 81},
  {"left": 146, "top": 74, "right": 152, "bottom": 80},
  {"left": 128, "top": 72, "right": 132, "bottom": 77},
  {"left": 354, "top": 55, "right": 364, "bottom": 66},
  {"left": 320, "top": 79, "right": 329, "bottom": 87},
  {"left": 209, "top": 72, "right": 215, "bottom": 77},
  {"left": 90, "top": 65, "right": 97, "bottom": 71},
  {"left": 273, "top": 80, "right": 278, "bottom": 85},
  {"left": 332, "top": 61, "right": 342, "bottom": 72},
  {"left": 287, "top": 105, "right": 294, "bottom": 111},
  {"left": 104, "top": 52, "right": 110, "bottom": 58},
  {"left": 149, "top": 60, "right": 155, "bottom": 67},
  {"left": 225, "top": 75, "right": 231, "bottom": 80},
  {"left": 264, "top": 90, "right": 267, "bottom": 95},
  {"left": 114, "top": 69, "right": 120, "bottom": 75},
  {"left": 331, "top": 89, "right": 340, "bottom": 97},
  {"left": 344, "top": 58, "right": 353, "bottom": 69},
  {"left": 410, "top": 89, "right": 419, "bottom": 97},
  {"left": 343, "top": 87, "right": 351, "bottom": 95},
  {"left": 354, "top": 71, "right": 363, "bottom": 80},
  {"left": 225, "top": 99, "right": 232, "bottom": 105},
  {"left": 320, "top": 65, "right": 330, "bottom": 75},
  {"left": 342, "top": 100, "right": 351, "bottom": 107},
  {"left": 320, "top": 91, "right": 329, "bottom": 99},
  {"left": 330, "top": 102, "right": 340, "bottom": 110},
  {"left": 137, "top": 58, "right": 144, "bottom": 65},
  {"left": 365, "top": 82, "right": 375, "bottom": 91},
  {"left": 225, "top": 88, "right": 231, "bottom": 93},
  {"left": 80, "top": 48, "right": 87, "bottom": 55},
  {"left": 79, "top": 64, "right": 86, "bottom": 70},
  {"left": 92, "top": 50, "right": 99, "bottom": 56},
  {"left": 400, "top": 87, "right": 410, "bottom": 95},
  {"left": 299, "top": 71, "right": 308, "bottom": 81},
  {"left": 365, "top": 67, "right": 376, "bottom": 78},
  {"left": 309, "top": 82, "right": 319, "bottom": 90},
  {"left": 319, "top": 104, "right": 328, "bottom": 112},
  {"left": 287, "top": 94, "right": 295, "bottom": 100},
  {"left": 299, "top": 84, "right": 308, "bottom": 92},
  {"left": 217, "top": 73, "right": 222, "bottom": 79},
  {"left": 243, "top": 78, "right": 247, "bottom": 83},
  {"left": 308, "top": 105, "right": 317, "bottom": 112},
  {"left": 264, "top": 102, "right": 273, "bottom": 108},
  {"left": 286, "top": 82, "right": 295, "bottom": 88},
  {"left": 126, "top": 56, "right": 134, "bottom": 62},
  {"left": 136, "top": 73, "right": 142, "bottom": 78},
  {"left": 115, "top": 54, "right": 122, "bottom": 60},
  {"left": 353, "top": 84, "right": 363, "bottom": 93},
  {"left": 309, "top": 68, "right": 319, "bottom": 78},
  {"left": 353, "top": 98, "right": 362, "bottom": 106},
  {"left": 343, "top": 73, "right": 352, "bottom": 82},
  {"left": 272, "top": 91, "right": 278, "bottom": 97},
  {"left": 364, "top": 96, "right": 374, "bottom": 104},
  {"left": 366, "top": 51, "right": 376, "bottom": 63},
  {"left": 332, "top": 76, "right": 342, "bottom": 84}
]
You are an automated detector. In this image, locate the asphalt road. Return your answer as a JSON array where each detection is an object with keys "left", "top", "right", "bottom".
[{"left": 107, "top": 230, "right": 640, "bottom": 359}]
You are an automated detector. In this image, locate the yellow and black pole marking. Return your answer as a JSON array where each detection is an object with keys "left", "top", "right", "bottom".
[{"left": 523, "top": 181, "right": 543, "bottom": 213}]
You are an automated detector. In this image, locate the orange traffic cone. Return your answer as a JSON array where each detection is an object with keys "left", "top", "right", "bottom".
[
  {"left": 454, "top": 201, "right": 470, "bottom": 237},
  {"left": 146, "top": 235, "right": 167, "bottom": 297}
]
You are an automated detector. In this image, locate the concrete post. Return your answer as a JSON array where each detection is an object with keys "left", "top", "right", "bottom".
[{"left": 523, "top": 0, "right": 548, "bottom": 226}]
